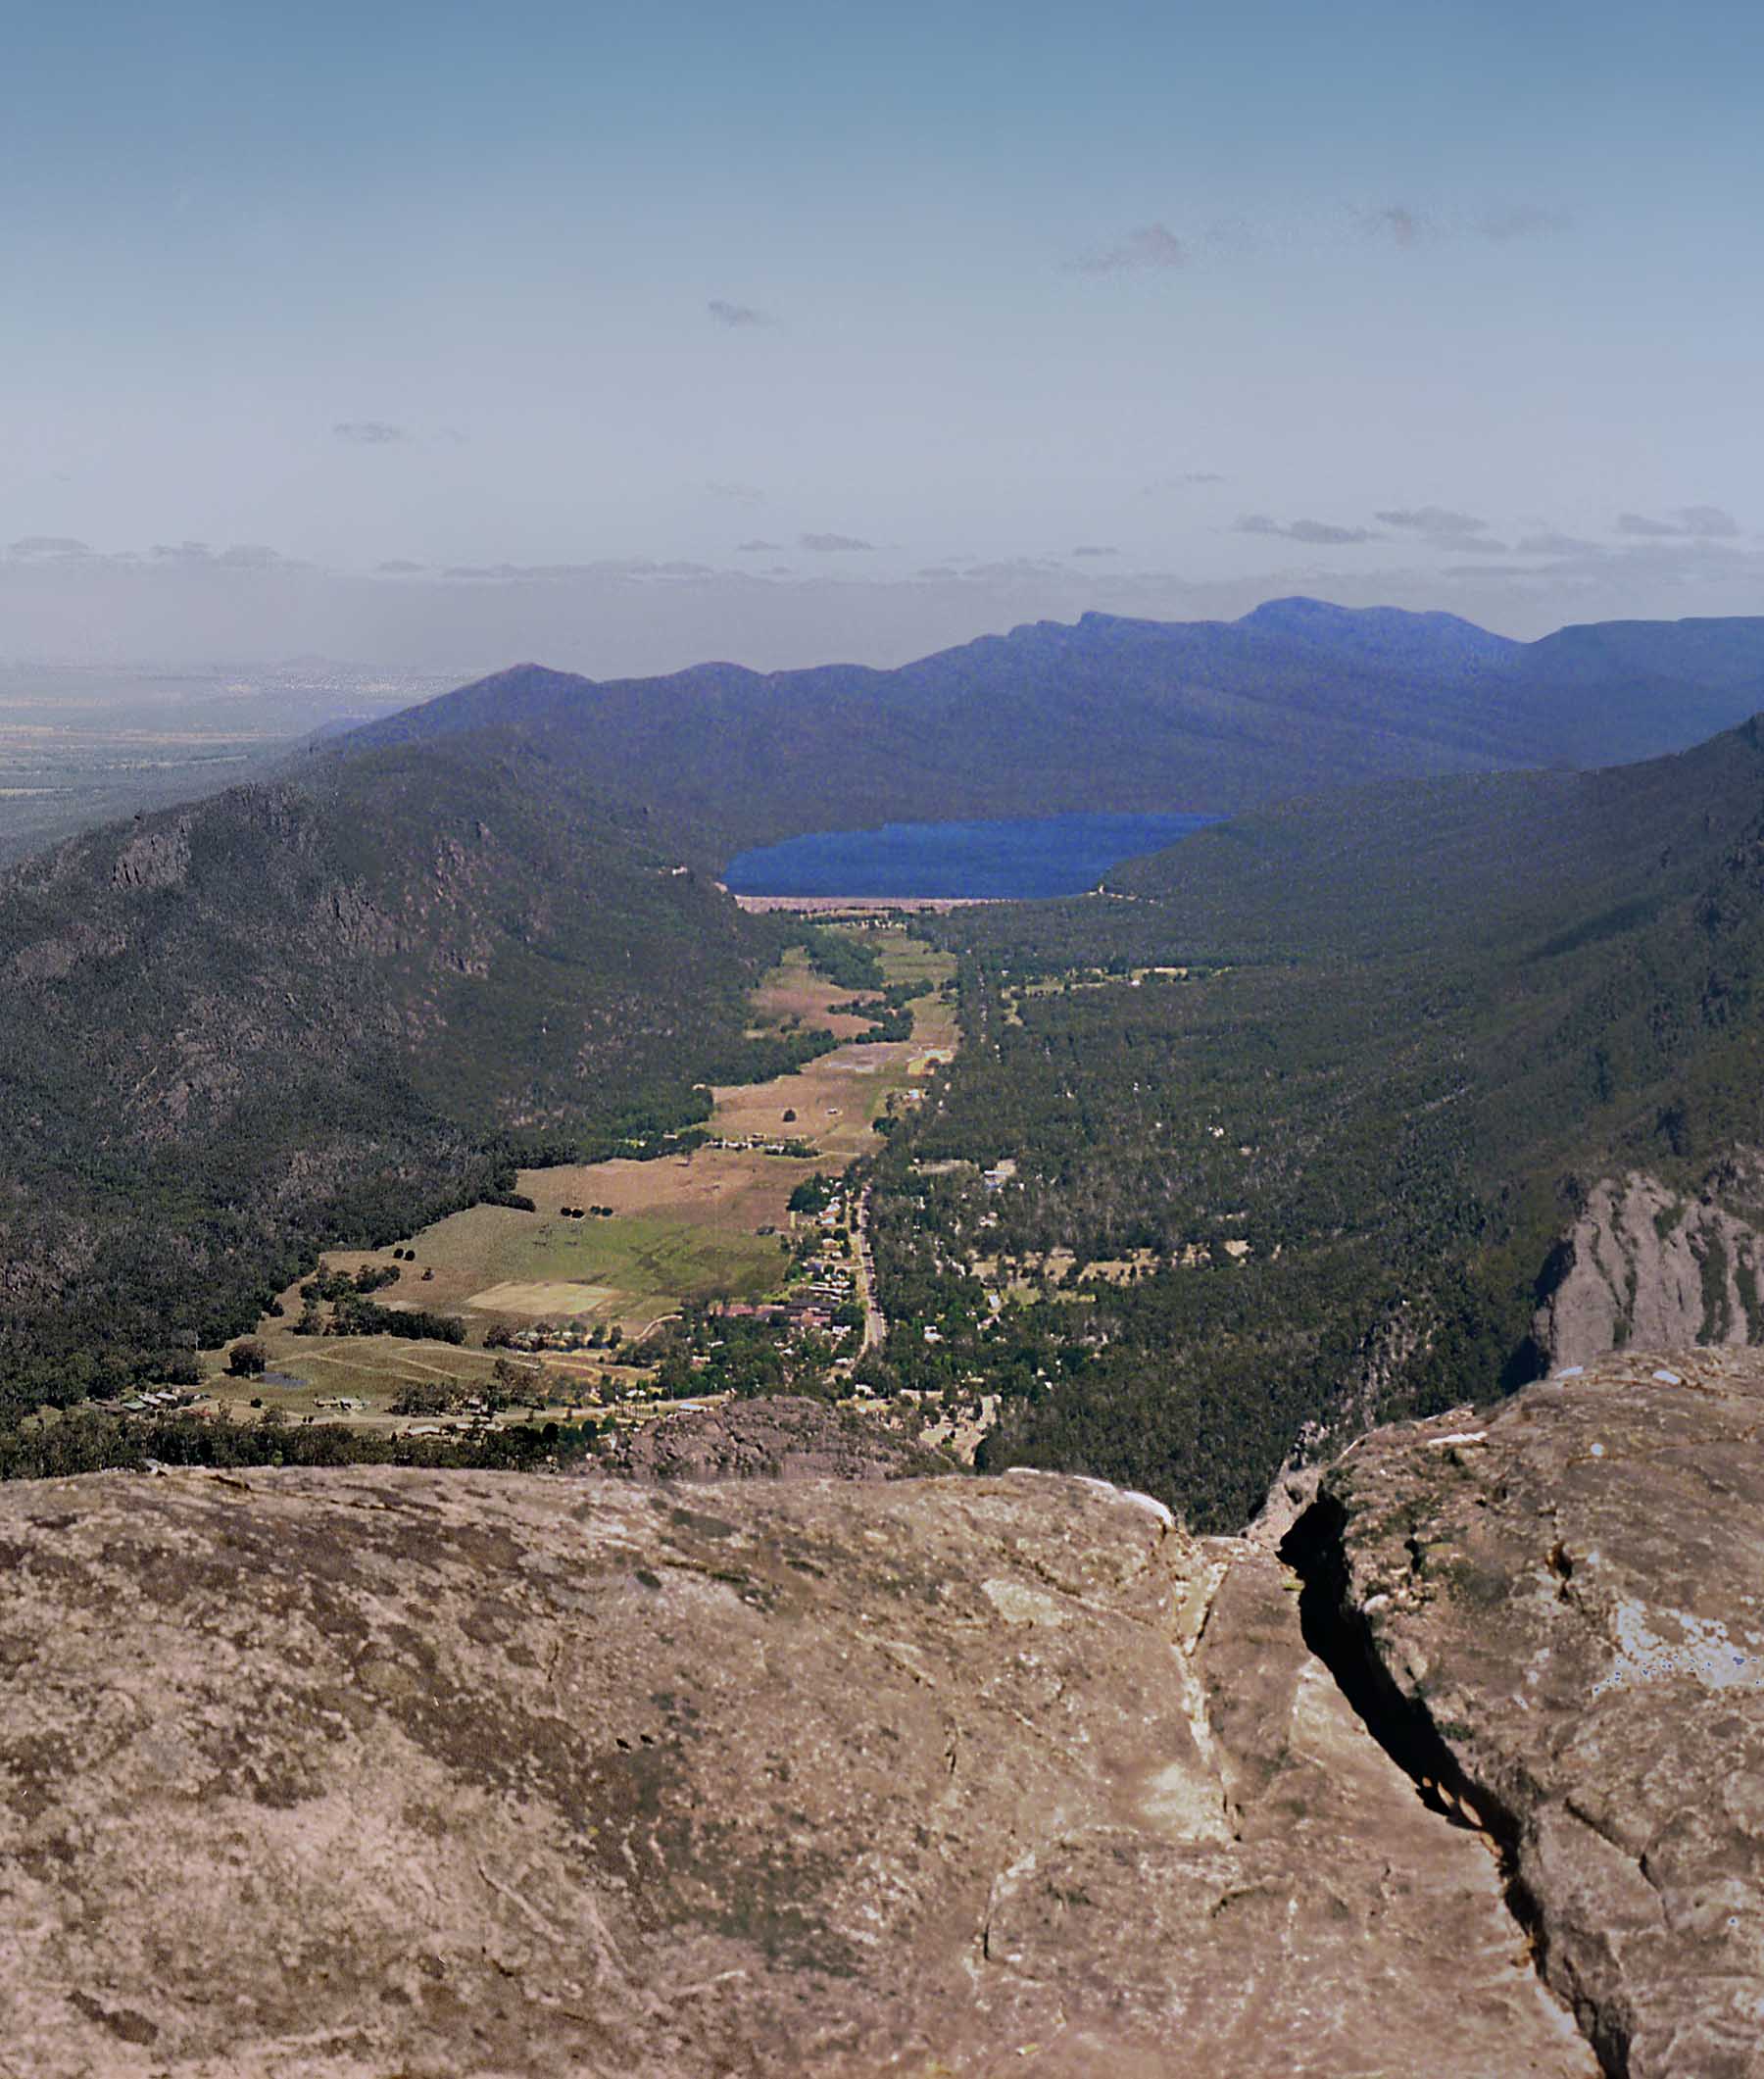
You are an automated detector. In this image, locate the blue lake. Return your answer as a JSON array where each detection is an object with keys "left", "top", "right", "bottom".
[{"left": 723, "top": 811, "right": 1218, "bottom": 901}]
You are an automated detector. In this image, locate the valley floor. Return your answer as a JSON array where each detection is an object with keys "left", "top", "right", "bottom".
[{"left": 188, "top": 925, "right": 957, "bottom": 1443}]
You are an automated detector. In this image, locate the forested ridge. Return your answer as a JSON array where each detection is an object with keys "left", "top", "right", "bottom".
[
  {"left": 861, "top": 718, "right": 1764, "bottom": 1528},
  {"left": 340, "top": 602, "right": 1764, "bottom": 855}
]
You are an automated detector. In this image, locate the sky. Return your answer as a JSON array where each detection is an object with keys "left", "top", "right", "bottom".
[{"left": 4, "top": 0, "right": 1762, "bottom": 675}]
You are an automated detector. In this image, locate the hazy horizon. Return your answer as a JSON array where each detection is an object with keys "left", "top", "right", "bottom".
[
  {"left": 7, "top": 562, "right": 1764, "bottom": 687},
  {"left": 6, "top": 0, "right": 1760, "bottom": 678}
]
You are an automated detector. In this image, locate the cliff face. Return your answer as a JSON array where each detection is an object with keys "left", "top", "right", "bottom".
[
  {"left": 4, "top": 1355, "right": 1762, "bottom": 2076},
  {"left": 1534, "top": 1169, "right": 1764, "bottom": 1365}
]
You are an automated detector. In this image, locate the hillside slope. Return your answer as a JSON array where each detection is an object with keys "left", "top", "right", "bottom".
[
  {"left": 340, "top": 600, "right": 1764, "bottom": 856},
  {"left": 1100, "top": 713, "right": 1764, "bottom": 957},
  {"left": 0, "top": 742, "right": 787, "bottom": 1411},
  {"left": 1509, "top": 614, "right": 1764, "bottom": 765}
]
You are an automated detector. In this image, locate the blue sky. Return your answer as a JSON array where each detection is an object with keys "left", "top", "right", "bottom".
[{"left": 3, "top": 0, "right": 1761, "bottom": 670}]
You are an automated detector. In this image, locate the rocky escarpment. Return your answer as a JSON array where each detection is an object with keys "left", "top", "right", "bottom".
[
  {"left": 1296, "top": 1347, "right": 1764, "bottom": 2076},
  {"left": 0, "top": 1462, "right": 1592, "bottom": 2076},
  {"left": 1534, "top": 1167, "right": 1764, "bottom": 1365}
]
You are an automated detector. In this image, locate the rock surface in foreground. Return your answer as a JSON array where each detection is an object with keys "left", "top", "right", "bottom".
[
  {"left": 1314, "top": 1347, "right": 1764, "bottom": 2077},
  {"left": 0, "top": 1464, "right": 1589, "bottom": 2076}
]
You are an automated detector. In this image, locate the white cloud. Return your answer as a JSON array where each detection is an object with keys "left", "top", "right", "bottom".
[
  {"left": 1617, "top": 506, "right": 1740, "bottom": 540},
  {"left": 6, "top": 536, "right": 92, "bottom": 560},
  {"left": 333, "top": 421, "right": 408, "bottom": 445},
  {"left": 1375, "top": 506, "right": 1507, "bottom": 552}
]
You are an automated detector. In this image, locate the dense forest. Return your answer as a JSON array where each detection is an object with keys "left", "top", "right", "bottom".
[
  {"left": 860, "top": 719, "right": 1764, "bottom": 1528},
  {"left": 0, "top": 1404, "right": 601, "bottom": 1481}
]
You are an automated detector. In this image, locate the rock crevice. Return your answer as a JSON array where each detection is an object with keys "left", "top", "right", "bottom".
[
  {"left": 12, "top": 1354, "right": 1763, "bottom": 2073},
  {"left": 1304, "top": 1349, "right": 1764, "bottom": 2079},
  {"left": 1283, "top": 1487, "right": 1622, "bottom": 2075}
]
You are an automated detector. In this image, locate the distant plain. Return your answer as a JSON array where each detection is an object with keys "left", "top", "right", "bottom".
[{"left": 0, "top": 663, "right": 456, "bottom": 862}]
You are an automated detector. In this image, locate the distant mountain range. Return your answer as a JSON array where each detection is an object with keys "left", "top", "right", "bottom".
[{"left": 340, "top": 598, "right": 1764, "bottom": 855}]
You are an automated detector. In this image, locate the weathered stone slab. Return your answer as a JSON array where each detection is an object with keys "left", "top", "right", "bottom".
[
  {"left": 586, "top": 1392, "right": 952, "bottom": 1482},
  {"left": 0, "top": 1464, "right": 1591, "bottom": 2075},
  {"left": 1317, "top": 1347, "right": 1764, "bottom": 2077}
]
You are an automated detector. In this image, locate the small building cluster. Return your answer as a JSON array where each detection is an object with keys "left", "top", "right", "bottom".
[
  {"left": 111, "top": 1387, "right": 203, "bottom": 1413},
  {"left": 715, "top": 1244, "right": 857, "bottom": 1340},
  {"left": 486, "top": 1318, "right": 621, "bottom": 1356}
]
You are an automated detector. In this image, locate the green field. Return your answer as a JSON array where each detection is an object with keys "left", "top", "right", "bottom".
[
  {"left": 424, "top": 1204, "right": 784, "bottom": 1327},
  {"left": 872, "top": 934, "right": 950, "bottom": 986}
]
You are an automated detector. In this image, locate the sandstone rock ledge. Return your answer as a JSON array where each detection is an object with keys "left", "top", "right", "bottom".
[
  {"left": 1306, "top": 1347, "right": 1764, "bottom": 2078},
  {"left": 586, "top": 1393, "right": 954, "bottom": 1483},
  {"left": 0, "top": 1462, "right": 1589, "bottom": 2076}
]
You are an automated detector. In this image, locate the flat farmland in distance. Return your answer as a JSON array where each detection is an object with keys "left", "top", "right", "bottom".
[
  {"left": 522, "top": 1146, "right": 818, "bottom": 1230},
  {"left": 214, "top": 1333, "right": 512, "bottom": 1419},
  {"left": 0, "top": 664, "right": 453, "bottom": 864},
  {"left": 730, "top": 894, "right": 995, "bottom": 914},
  {"left": 711, "top": 1044, "right": 899, "bottom": 1161},
  {"left": 871, "top": 935, "right": 951, "bottom": 987},
  {"left": 715, "top": 944, "right": 957, "bottom": 1161}
]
